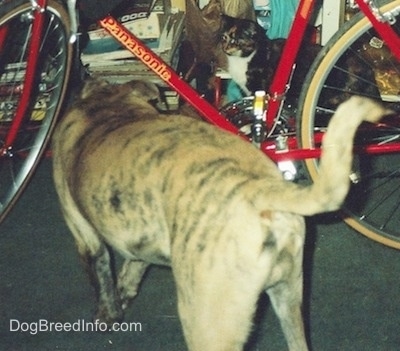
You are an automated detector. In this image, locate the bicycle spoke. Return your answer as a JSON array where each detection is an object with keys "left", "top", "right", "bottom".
[
  {"left": 0, "top": 0, "right": 72, "bottom": 223},
  {"left": 299, "top": 0, "right": 400, "bottom": 248}
]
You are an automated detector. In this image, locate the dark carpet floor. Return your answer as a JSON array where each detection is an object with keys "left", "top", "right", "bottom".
[{"left": 1, "top": 158, "right": 399, "bottom": 351}]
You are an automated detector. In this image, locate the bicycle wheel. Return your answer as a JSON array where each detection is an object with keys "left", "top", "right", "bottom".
[
  {"left": 298, "top": 0, "right": 400, "bottom": 248},
  {"left": 0, "top": 0, "right": 72, "bottom": 223}
]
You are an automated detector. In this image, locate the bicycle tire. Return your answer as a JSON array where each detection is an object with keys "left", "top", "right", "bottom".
[
  {"left": 0, "top": 0, "right": 73, "bottom": 224},
  {"left": 298, "top": 0, "right": 400, "bottom": 249}
]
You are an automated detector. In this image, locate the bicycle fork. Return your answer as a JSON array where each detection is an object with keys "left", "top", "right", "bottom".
[{"left": 1, "top": 0, "right": 47, "bottom": 156}]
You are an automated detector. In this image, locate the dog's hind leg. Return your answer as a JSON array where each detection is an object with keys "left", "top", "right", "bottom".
[
  {"left": 86, "top": 243, "right": 124, "bottom": 325},
  {"left": 174, "top": 268, "right": 264, "bottom": 351},
  {"left": 267, "top": 277, "right": 308, "bottom": 351},
  {"left": 61, "top": 200, "right": 123, "bottom": 325},
  {"left": 172, "top": 224, "right": 272, "bottom": 350},
  {"left": 265, "top": 214, "right": 309, "bottom": 351},
  {"left": 117, "top": 259, "right": 149, "bottom": 310}
]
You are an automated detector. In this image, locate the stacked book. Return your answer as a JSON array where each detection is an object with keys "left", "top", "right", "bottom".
[{"left": 81, "top": 0, "right": 185, "bottom": 83}]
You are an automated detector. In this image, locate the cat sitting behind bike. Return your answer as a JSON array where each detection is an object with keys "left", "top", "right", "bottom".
[{"left": 219, "top": 14, "right": 379, "bottom": 107}]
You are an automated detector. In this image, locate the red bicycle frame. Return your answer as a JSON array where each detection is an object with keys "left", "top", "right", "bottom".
[
  {"left": 6, "top": 0, "right": 400, "bottom": 162},
  {"left": 265, "top": 0, "right": 315, "bottom": 131},
  {"left": 98, "top": 0, "right": 400, "bottom": 162}
]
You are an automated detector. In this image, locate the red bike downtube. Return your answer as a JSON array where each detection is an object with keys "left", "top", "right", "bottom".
[
  {"left": 266, "top": 0, "right": 316, "bottom": 129},
  {"left": 98, "top": 16, "right": 240, "bottom": 136},
  {"left": 2, "top": 4, "right": 46, "bottom": 151}
]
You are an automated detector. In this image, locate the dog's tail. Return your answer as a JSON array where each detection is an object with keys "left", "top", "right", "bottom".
[{"left": 259, "top": 97, "right": 388, "bottom": 216}]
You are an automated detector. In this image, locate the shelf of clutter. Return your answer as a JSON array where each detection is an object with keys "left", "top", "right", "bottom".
[{"left": 81, "top": 0, "right": 185, "bottom": 109}]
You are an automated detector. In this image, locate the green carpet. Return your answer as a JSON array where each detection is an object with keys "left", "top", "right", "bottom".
[{"left": 0, "top": 159, "right": 399, "bottom": 351}]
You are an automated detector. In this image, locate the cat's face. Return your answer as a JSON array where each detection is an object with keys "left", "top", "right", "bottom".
[{"left": 220, "top": 15, "right": 264, "bottom": 58}]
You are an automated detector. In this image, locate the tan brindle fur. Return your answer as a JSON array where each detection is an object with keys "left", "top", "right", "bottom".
[{"left": 52, "top": 79, "right": 386, "bottom": 351}]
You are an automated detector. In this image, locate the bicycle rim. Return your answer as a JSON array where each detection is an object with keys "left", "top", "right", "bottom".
[
  {"left": 298, "top": 0, "right": 400, "bottom": 249},
  {"left": 0, "top": 0, "right": 72, "bottom": 223}
]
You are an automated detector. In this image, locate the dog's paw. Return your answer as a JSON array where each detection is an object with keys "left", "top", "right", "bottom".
[{"left": 118, "top": 286, "right": 138, "bottom": 311}]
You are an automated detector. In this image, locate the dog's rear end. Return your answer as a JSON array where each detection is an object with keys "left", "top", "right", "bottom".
[{"left": 52, "top": 80, "right": 386, "bottom": 351}]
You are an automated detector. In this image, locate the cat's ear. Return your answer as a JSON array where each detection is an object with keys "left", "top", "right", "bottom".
[
  {"left": 248, "top": 20, "right": 267, "bottom": 40},
  {"left": 219, "top": 13, "right": 234, "bottom": 29}
]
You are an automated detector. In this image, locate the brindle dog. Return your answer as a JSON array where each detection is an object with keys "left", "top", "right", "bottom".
[{"left": 52, "top": 79, "right": 386, "bottom": 351}]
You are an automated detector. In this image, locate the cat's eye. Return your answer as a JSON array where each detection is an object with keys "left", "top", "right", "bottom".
[{"left": 221, "top": 34, "right": 238, "bottom": 45}]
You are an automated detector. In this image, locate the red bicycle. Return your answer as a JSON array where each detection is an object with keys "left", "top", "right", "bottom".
[{"left": 1, "top": 0, "right": 400, "bottom": 249}]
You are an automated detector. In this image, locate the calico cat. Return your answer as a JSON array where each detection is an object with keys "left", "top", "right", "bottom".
[
  {"left": 219, "top": 14, "right": 320, "bottom": 99},
  {"left": 219, "top": 15, "right": 381, "bottom": 109},
  {"left": 52, "top": 79, "right": 386, "bottom": 351}
]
